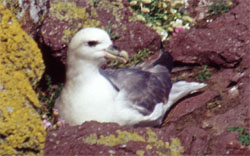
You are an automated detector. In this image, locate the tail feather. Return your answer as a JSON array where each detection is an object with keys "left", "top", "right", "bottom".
[{"left": 164, "top": 81, "right": 207, "bottom": 110}]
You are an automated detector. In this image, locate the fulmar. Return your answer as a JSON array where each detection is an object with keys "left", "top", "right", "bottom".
[{"left": 55, "top": 27, "right": 206, "bottom": 127}]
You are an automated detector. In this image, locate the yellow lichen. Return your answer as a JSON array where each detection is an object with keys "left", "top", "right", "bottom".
[
  {"left": 1, "top": 0, "right": 23, "bottom": 19},
  {"left": 83, "top": 130, "right": 145, "bottom": 146},
  {"left": 83, "top": 128, "right": 184, "bottom": 156},
  {"left": 0, "top": 2, "right": 44, "bottom": 88},
  {"left": 136, "top": 150, "right": 145, "bottom": 156},
  {"left": 50, "top": 0, "right": 102, "bottom": 43},
  {"left": 169, "top": 138, "right": 184, "bottom": 156},
  {"left": 0, "top": 3, "right": 45, "bottom": 155},
  {"left": 0, "top": 65, "right": 45, "bottom": 155},
  {"left": 50, "top": 1, "right": 86, "bottom": 22},
  {"left": 146, "top": 128, "right": 158, "bottom": 142},
  {"left": 97, "top": 0, "right": 125, "bottom": 23}
]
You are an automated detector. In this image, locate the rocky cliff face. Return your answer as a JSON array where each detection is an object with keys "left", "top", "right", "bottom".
[
  {"left": 0, "top": 3, "right": 45, "bottom": 155},
  {"left": 1, "top": 0, "right": 249, "bottom": 155}
]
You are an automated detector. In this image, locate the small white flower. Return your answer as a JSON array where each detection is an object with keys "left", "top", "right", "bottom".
[
  {"left": 171, "top": 19, "right": 183, "bottom": 28},
  {"left": 155, "top": 27, "right": 168, "bottom": 41}
]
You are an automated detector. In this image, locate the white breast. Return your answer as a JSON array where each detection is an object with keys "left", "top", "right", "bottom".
[{"left": 56, "top": 73, "right": 119, "bottom": 125}]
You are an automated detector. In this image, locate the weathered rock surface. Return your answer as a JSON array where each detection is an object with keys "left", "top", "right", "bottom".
[
  {"left": 38, "top": 0, "right": 161, "bottom": 63},
  {"left": 165, "top": 0, "right": 249, "bottom": 68},
  {"left": 0, "top": 3, "right": 45, "bottom": 155},
  {"left": 2, "top": 0, "right": 49, "bottom": 36},
  {"left": 44, "top": 0, "right": 250, "bottom": 155},
  {"left": 210, "top": 131, "right": 250, "bottom": 155},
  {"left": 165, "top": 90, "right": 219, "bottom": 122},
  {"left": 45, "top": 121, "right": 184, "bottom": 155},
  {"left": 0, "top": 3, "right": 45, "bottom": 86}
]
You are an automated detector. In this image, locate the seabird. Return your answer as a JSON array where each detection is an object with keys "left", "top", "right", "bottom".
[{"left": 55, "top": 27, "right": 206, "bottom": 127}]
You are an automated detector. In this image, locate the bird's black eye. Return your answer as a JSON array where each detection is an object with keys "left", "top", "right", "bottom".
[{"left": 88, "top": 41, "right": 98, "bottom": 47}]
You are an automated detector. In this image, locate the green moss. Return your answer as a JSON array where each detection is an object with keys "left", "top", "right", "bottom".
[
  {"left": 195, "top": 65, "right": 212, "bottom": 82},
  {"left": 228, "top": 127, "right": 250, "bottom": 146},
  {"left": 83, "top": 128, "right": 184, "bottom": 156},
  {"left": 38, "top": 75, "right": 63, "bottom": 120}
]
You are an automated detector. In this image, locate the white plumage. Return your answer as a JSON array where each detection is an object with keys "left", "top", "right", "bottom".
[{"left": 55, "top": 28, "right": 206, "bottom": 127}]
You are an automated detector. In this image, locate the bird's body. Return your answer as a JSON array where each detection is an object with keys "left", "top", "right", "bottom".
[{"left": 55, "top": 28, "right": 206, "bottom": 127}]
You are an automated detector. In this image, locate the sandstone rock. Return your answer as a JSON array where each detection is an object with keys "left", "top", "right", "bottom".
[
  {"left": 2, "top": 0, "right": 49, "bottom": 36},
  {"left": 0, "top": 4, "right": 45, "bottom": 155},
  {"left": 178, "top": 127, "right": 209, "bottom": 155},
  {"left": 206, "top": 103, "right": 249, "bottom": 136},
  {"left": 210, "top": 131, "right": 250, "bottom": 155},
  {"left": 44, "top": 0, "right": 250, "bottom": 155},
  {"left": 38, "top": 0, "right": 161, "bottom": 63},
  {"left": 165, "top": 0, "right": 249, "bottom": 68},
  {"left": 165, "top": 90, "right": 219, "bottom": 122},
  {"left": 45, "top": 121, "right": 184, "bottom": 155}
]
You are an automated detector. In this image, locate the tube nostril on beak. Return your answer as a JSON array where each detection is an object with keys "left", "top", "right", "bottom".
[{"left": 112, "top": 45, "right": 119, "bottom": 50}]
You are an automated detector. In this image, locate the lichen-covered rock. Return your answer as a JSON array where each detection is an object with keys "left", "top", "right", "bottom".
[
  {"left": 38, "top": 0, "right": 161, "bottom": 63},
  {"left": 45, "top": 121, "right": 184, "bottom": 156},
  {"left": 1, "top": 0, "right": 49, "bottom": 36},
  {"left": 178, "top": 127, "right": 210, "bottom": 154},
  {"left": 0, "top": 3, "right": 45, "bottom": 155},
  {"left": 0, "top": 65, "right": 45, "bottom": 155},
  {"left": 44, "top": 0, "right": 250, "bottom": 155},
  {"left": 0, "top": 2, "right": 44, "bottom": 87}
]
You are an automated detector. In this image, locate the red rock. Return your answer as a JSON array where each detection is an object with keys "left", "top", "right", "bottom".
[
  {"left": 165, "top": 0, "right": 250, "bottom": 67},
  {"left": 205, "top": 103, "right": 249, "bottom": 136},
  {"left": 38, "top": 0, "right": 161, "bottom": 63},
  {"left": 165, "top": 90, "right": 219, "bottom": 122},
  {"left": 178, "top": 127, "right": 209, "bottom": 155},
  {"left": 210, "top": 131, "right": 250, "bottom": 155},
  {"left": 43, "top": 0, "right": 250, "bottom": 155},
  {"left": 45, "top": 122, "right": 183, "bottom": 155},
  {"left": 3, "top": 0, "right": 49, "bottom": 36}
]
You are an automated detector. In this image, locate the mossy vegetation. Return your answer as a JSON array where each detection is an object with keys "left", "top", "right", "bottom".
[
  {"left": 228, "top": 126, "right": 250, "bottom": 146},
  {"left": 38, "top": 75, "right": 63, "bottom": 120},
  {"left": 195, "top": 65, "right": 212, "bottom": 82},
  {"left": 207, "top": 0, "right": 234, "bottom": 15}
]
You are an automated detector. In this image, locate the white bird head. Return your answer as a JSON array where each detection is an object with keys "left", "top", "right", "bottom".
[{"left": 67, "top": 28, "right": 128, "bottom": 66}]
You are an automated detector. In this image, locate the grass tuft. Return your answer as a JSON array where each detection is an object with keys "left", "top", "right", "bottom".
[
  {"left": 228, "top": 126, "right": 250, "bottom": 146},
  {"left": 38, "top": 75, "right": 63, "bottom": 118},
  {"left": 195, "top": 65, "right": 211, "bottom": 82}
]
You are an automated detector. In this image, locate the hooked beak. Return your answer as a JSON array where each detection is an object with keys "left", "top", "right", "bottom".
[{"left": 104, "top": 45, "right": 129, "bottom": 63}]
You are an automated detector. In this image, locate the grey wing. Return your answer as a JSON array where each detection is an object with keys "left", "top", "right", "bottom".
[{"left": 100, "top": 65, "right": 172, "bottom": 116}]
